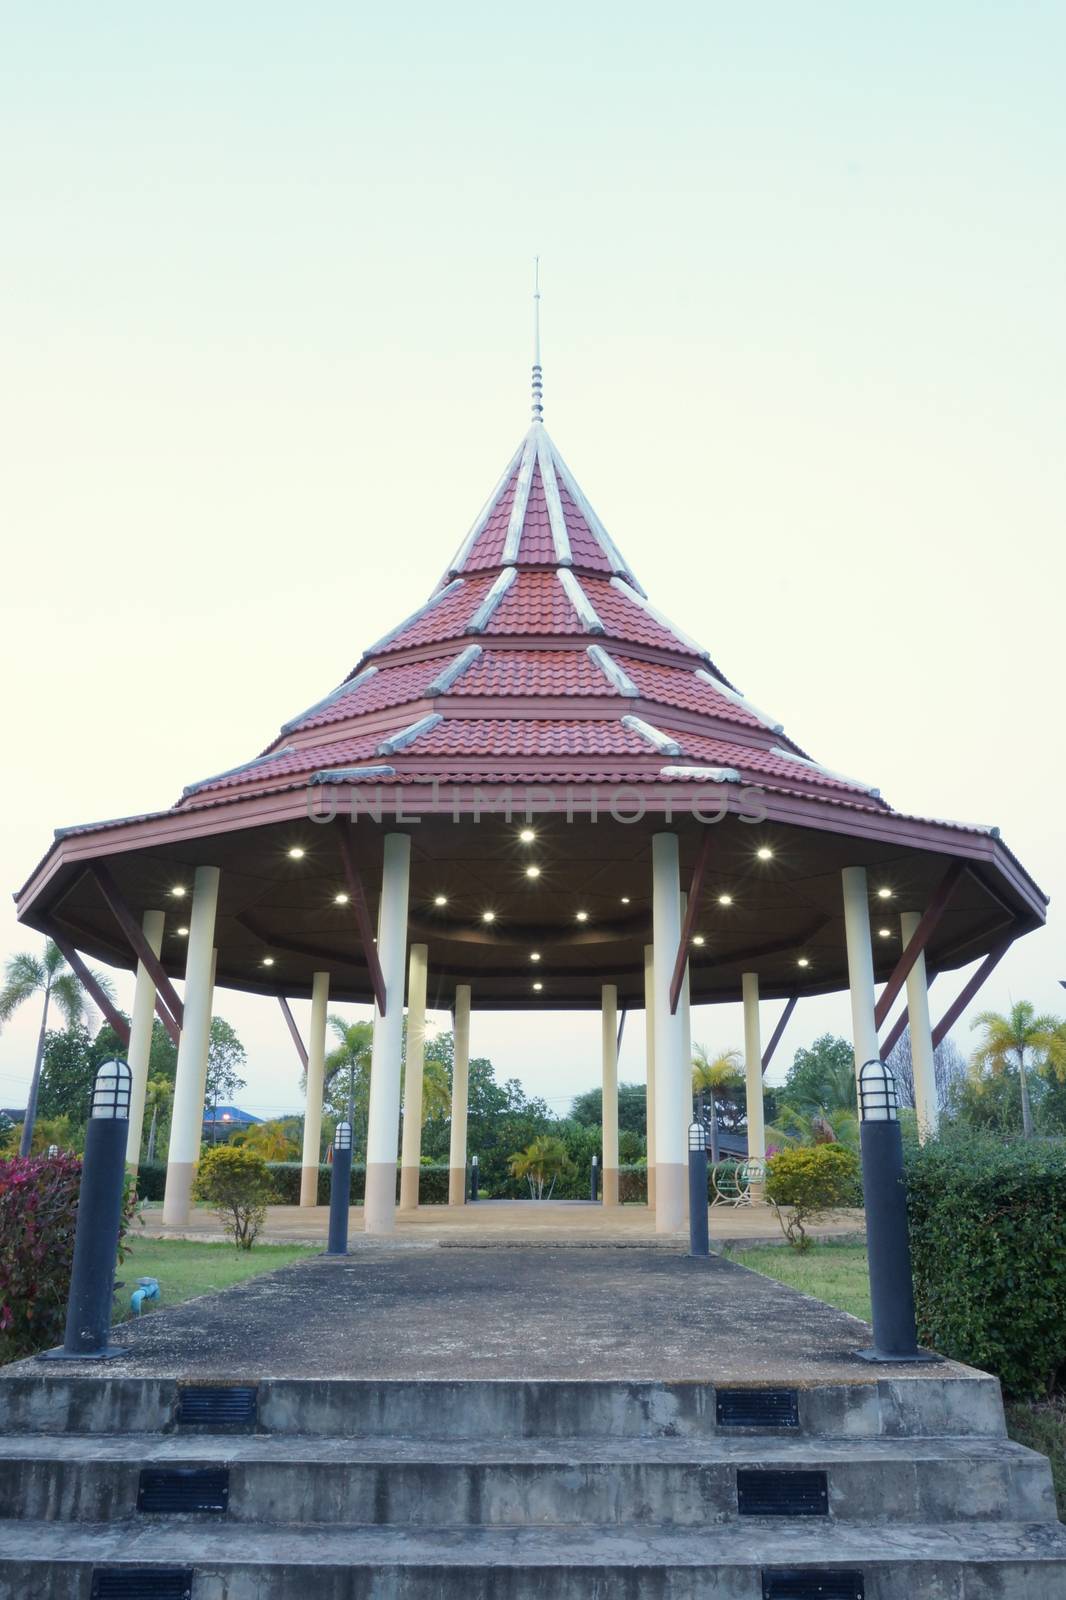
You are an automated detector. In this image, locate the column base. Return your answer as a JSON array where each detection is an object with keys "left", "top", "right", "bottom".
[
  {"left": 448, "top": 1167, "right": 466, "bottom": 1206},
  {"left": 601, "top": 1168, "right": 620, "bottom": 1207},
  {"left": 399, "top": 1165, "right": 420, "bottom": 1210},
  {"left": 654, "top": 1163, "right": 687, "bottom": 1233},
  {"left": 364, "top": 1163, "right": 397, "bottom": 1234},
  {"left": 299, "top": 1165, "right": 320, "bottom": 1207},
  {"left": 161, "top": 1162, "right": 196, "bottom": 1227}
]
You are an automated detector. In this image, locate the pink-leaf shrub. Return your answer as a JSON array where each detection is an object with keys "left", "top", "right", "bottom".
[{"left": 0, "top": 1153, "right": 135, "bottom": 1363}]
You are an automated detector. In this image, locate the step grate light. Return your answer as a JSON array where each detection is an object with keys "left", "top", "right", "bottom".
[
  {"left": 762, "top": 1571, "right": 864, "bottom": 1600},
  {"left": 716, "top": 1388, "right": 800, "bottom": 1428},
  {"left": 91, "top": 1571, "right": 194, "bottom": 1600},
  {"left": 137, "top": 1466, "right": 230, "bottom": 1514},
  {"left": 738, "top": 1468, "right": 829, "bottom": 1516},
  {"left": 176, "top": 1384, "right": 258, "bottom": 1428}
]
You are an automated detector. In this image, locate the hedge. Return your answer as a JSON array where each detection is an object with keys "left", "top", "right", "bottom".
[
  {"left": 906, "top": 1135, "right": 1066, "bottom": 1398},
  {"left": 133, "top": 1161, "right": 453, "bottom": 1207}
]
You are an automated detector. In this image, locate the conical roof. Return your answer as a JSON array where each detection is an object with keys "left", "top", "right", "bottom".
[{"left": 174, "top": 420, "right": 887, "bottom": 816}]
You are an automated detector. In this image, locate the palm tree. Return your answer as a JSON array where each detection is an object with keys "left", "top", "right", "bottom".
[
  {"left": 971, "top": 1002, "right": 1066, "bottom": 1139},
  {"left": 143, "top": 1075, "right": 173, "bottom": 1164},
  {"left": 0, "top": 939, "right": 114, "bottom": 1157},
  {"left": 509, "top": 1135, "right": 574, "bottom": 1199},
  {"left": 323, "top": 1016, "right": 374, "bottom": 1140},
  {"left": 691, "top": 1044, "right": 743, "bottom": 1163}
]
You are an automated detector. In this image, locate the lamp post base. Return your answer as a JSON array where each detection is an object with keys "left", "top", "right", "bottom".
[
  {"left": 37, "top": 1344, "right": 128, "bottom": 1363},
  {"left": 854, "top": 1346, "right": 943, "bottom": 1365}
]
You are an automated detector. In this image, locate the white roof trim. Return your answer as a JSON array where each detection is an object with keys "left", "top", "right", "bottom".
[
  {"left": 694, "top": 669, "right": 783, "bottom": 734},
  {"left": 586, "top": 643, "right": 638, "bottom": 697},
  {"left": 621, "top": 714, "right": 682, "bottom": 756},
  {"left": 309, "top": 764, "right": 397, "bottom": 784},
  {"left": 280, "top": 667, "right": 379, "bottom": 734},
  {"left": 377, "top": 714, "right": 443, "bottom": 756},
  {"left": 557, "top": 568, "right": 606, "bottom": 634},
  {"left": 769, "top": 745, "right": 880, "bottom": 797},
  {"left": 183, "top": 745, "right": 297, "bottom": 797},
  {"left": 536, "top": 433, "right": 572, "bottom": 566},
  {"left": 547, "top": 433, "right": 646, "bottom": 595},
  {"left": 425, "top": 644, "right": 482, "bottom": 696},
  {"left": 660, "top": 764, "right": 742, "bottom": 783},
  {"left": 364, "top": 578, "right": 465, "bottom": 657},
  {"left": 466, "top": 566, "right": 517, "bottom": 634},
  {"left": 444, "top": 438, "right": 525, "bottom": 578},
  {"left": 502, "top": 434, "right": 539, "bottom": 563},
  {"left": 609, "top": 576, "right": 708, "bottom": 659}
]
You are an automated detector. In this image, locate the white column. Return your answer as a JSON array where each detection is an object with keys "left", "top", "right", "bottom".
[
  {"left": 125, "top": 909, "right": 164, "bottom": 1169},
  {"left": 842, "top": 864, "right": 880, "bottom": 1101},
  {"left": 300, "top": 971, "right": 330, "bottom": 1206},
  {"left": 601, "top": 983, "right": 619, "bottom": 1206},
  {"left": 163, "top": 865, "right": 220, "bottom": 1225},
  {"left": 679, "top": 891, "right": 693, "bottom": 1146},
  {"left": 901, "top": 910, "right": 939, "bottom": 1141},
  {"left": 742, "top": 972, "right": 766, "bottom": 1178},
  {"left": 448, "top": 984, "right": 471, "bottom": 1205},
  {"left": 364, "top": 833, "right": 412, "bottom": 1234},
  {"left": 644, "top": 944, "right": 656, "bottom": 1209},
  {"left": 399, "top": 943, "right": 429, "bottom": 1209},
  {"left": 652, "top": 832, "right": 687, "bottom": 1232}
]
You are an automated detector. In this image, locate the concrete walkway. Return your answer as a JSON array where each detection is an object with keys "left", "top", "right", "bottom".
[{"left": 137, "top": 1198, "right": 866, "bottom": 1249}]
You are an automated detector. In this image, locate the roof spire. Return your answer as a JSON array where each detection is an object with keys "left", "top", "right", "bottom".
[{"left": 531, "top": 256, "right": 543, "bottom": 424}]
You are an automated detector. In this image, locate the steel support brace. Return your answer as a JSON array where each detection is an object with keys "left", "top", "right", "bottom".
[
  {"left": 669, "top": 830, "right": 712, "bottom": 1014},
  {"left": 335, "top": 824, "right": 388, "bottom": 1015},
  {"left": 873, "top": 864, "right": 963, "bottom": 1030},
  {"left": 89, "top": 864, "right": 185, "bottom": 1031},
  {"left": 931, "top": 938, "right": 1011, "bottom": 1050},
  {"left": 50, "top": 934, "right": 131, "bottom": 1048},
  {"left": 761, "top": 995, "right": 798, "bottom": 1074},
  {"left": 278, "top": 996, "right": 308, "bottom": 1071}
]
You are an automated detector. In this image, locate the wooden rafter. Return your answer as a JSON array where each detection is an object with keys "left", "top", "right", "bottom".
[
  {"left": 278, "top": 996, "right": 309, "bottom": 1071},
  {"left": 334, "top": 824, "right": 388, "bottom": 1015},
  {"left": 873, "top": 863, "right": 963, "bottom": 1030},
  {"left": 761, "top": 994, "right": 798, "bottom": 1074},
  {"left": 89, "top": 863, "right": 185, "bottom": 1031},
  {"left": 154, "top": 997, "right": 180, "bottom": 1047},
  {"left": 877, "top": 971, "right": 940, "bottom": 1060},
  {"left": 51, "top": 933, "right": 131, "bottom": 1049},
  {"left": 669, "top": 830, "right": 713, "bottom": 1014},
  {"left": 931, "top": 938, "right": 1012, "bottom": 1050}
]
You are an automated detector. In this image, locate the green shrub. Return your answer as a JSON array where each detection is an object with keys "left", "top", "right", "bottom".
[
  {"left": 765, "top": 1143, "right": 861, "bottom": 1251},
  {"left": 0, "top": 1152, "right": 136, "bottom": 1361},
  {"left": 906, "top": 1135, "right": 1066, "bottom": 1398},
  {"left": 195, "top": 1146, "right": 273, "bottom": 1249},
  {"left": 263, "top": 1162, "right": 452, "bottom": 1205},
  {"left": 134, "top": 1161, "right": 167, "bottom": 1201}
]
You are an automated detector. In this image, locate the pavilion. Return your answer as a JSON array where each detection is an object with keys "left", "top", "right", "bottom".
[{"left": 13, "top": 322, "right": 1047, "bottom": 1237}]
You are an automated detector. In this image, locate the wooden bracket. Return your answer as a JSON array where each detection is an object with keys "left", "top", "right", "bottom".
[
  {"left": 931, "top": 937, "right": 1011, "bottom": 1050},
  {"left": 873, "top": 863, "right": 963, "bottom": 1030},
  {"left": 761, "top": 994, "right": 798, "bottom": 1074},
  {"left": 334, "top": 824, "right": 388, "bottom": 1015},
  {"left": 278, "top": 996, "right": 309, "bottom": 1072},
  {"left": 51, "top": 933, "right": 131, "bottom": 1049},
  {"left": 89, "top": 864, "right": 185, "bottom": 1032},
  {"left": 878, "top": 972, "right": 939, "bottom": 1060},
  {"left": 154, "top": 997, "right": 180, "bottom": 1048},
  {"left": 669, "top": 830, "right": 713, "bottom": 1014}
]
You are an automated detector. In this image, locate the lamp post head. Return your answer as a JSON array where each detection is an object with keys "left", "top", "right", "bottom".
[
  {"left": 333, "top": 1121, "right": 353, "bottom": 1153},
  {"left": 91, "top": 1058, "right": 132, "bottom": 1121},
  {"left": 859, "top": 1058, "right": 899, "bottom": 1123},
  {"left": 688, "top": 1119, "right": 707, "bottom": 1152}
]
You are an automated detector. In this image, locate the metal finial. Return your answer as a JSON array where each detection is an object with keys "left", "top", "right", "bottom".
[{"left": 531, "top": 256, "right": 543, "bottom": 424}]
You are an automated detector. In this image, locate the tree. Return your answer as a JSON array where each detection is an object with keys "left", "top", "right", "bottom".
[
  {"left": 37, "top": 1025, "right": 98, "bottom": 1127},
  {"left": 691, "top": 1045, "right": 743, "bottom": 1162},
  {"left": 569, "top": 1082, "right": 648, "bottom": 1138},
  {"left": 0, "top": 939, "right": 115, "bottom": 1157},
  {"left": 321, "top": 1016, "right": 374, "bottom": 1143},
  {"left": 143, "top": 1075, "right": 173, "bottom": 1163},
  {"left": 777, "top": 1035, "right": 857, "bottom": 1119},
  {"left": 508, "top": 1135, "right": 574, "bottom": 1199},
  {"left": 887, "top": 1030, "right": 967, "bottom": 1114},
  {"left": 203, "top": 1018, "right": 248, "bottom": 1144},
  {"left": 970, "top": 1003, "right": 1066, "bottom": 1139},
  {"left": 233, "top": 1120, "right": 300, "bottom": 1160}
]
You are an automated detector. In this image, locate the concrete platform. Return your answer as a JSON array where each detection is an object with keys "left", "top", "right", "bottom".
[{"left": 137, "top": 1198, "right": 866, "bottom": 1249}]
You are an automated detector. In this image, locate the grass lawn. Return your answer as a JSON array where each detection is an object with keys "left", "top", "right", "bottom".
[
  {"left": 732, "top": 1240, "right": 1066, "bottom": 1518},
  {"left": 115, "top": 1237, "right": 317, "bottom": 1322}
]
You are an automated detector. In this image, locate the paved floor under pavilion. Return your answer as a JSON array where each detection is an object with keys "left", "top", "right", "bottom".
[{"left": 137, "top": 1197, "right": 866, "bottom": 1249}]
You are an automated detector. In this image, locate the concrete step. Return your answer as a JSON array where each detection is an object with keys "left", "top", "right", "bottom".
[
  {"left": 2, "top": 1516, "right": 1066, "bottom": 1600},
  {"left": 0, "top": 1372, "right": 1008, "bottom": 1440},
  {"left": 0, "top": 1431, "right": 1055, "bottom": 1527}
]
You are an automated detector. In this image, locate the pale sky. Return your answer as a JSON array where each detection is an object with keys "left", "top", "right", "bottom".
[{"left": 1, "top": 3, "right": 1062, "bottom": 1119}]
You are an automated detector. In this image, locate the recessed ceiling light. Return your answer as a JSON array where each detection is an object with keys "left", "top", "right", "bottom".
[
  {"left": 620, "top": 895, "right": 630, "bottom": 904},
  {"left": 334, "top": 892, "right": 349, "bottom": 904},
  {"left": 176, "top": 926, "right": 189, "bottom": 936},
  {"left": 287, "top": 847, "right": 305, "bottom": 860},
  {"left": 756, "top": 846, "right": 774, "bottom": 861},
  {"left": 576, "top": 910, "right": 589, "bottom": 922},
  {"left": 797, "top": 957, "right": 810, "bottom": 968},
  {"left": 692, "top": 934, "right": 705, "bottom": 946},
  {"left": 530, "top": 952, "right": 541, "bottom": 962},
  {"left": 482, "top": 911, "right": 496, "bottom": 923},
  {"left": 171, "top": 886, "right": 187, "bottom": 898},
  {"left": 877, "top": 887, "right": 893, "bottom": 899},
  {"left": 519, "top": 827, "right": 536, "bottom": 843},
  {"left": 262, "top": 956, "right": 275, "bottom": 966},
  {"left": 718, "top": 893, "right": 733, "bottom": 906},
  {"left": 525, "top": 865, "right": 541, "bottom": 879},
  {"left": 434, "top": 894, "right": 448, "bottom": 906},
  {"left": 532, "top": 981, "right": 543, "bottom": 991},
  {"left": 878, "top": 928, "right": 892, "bottom": 938}
]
